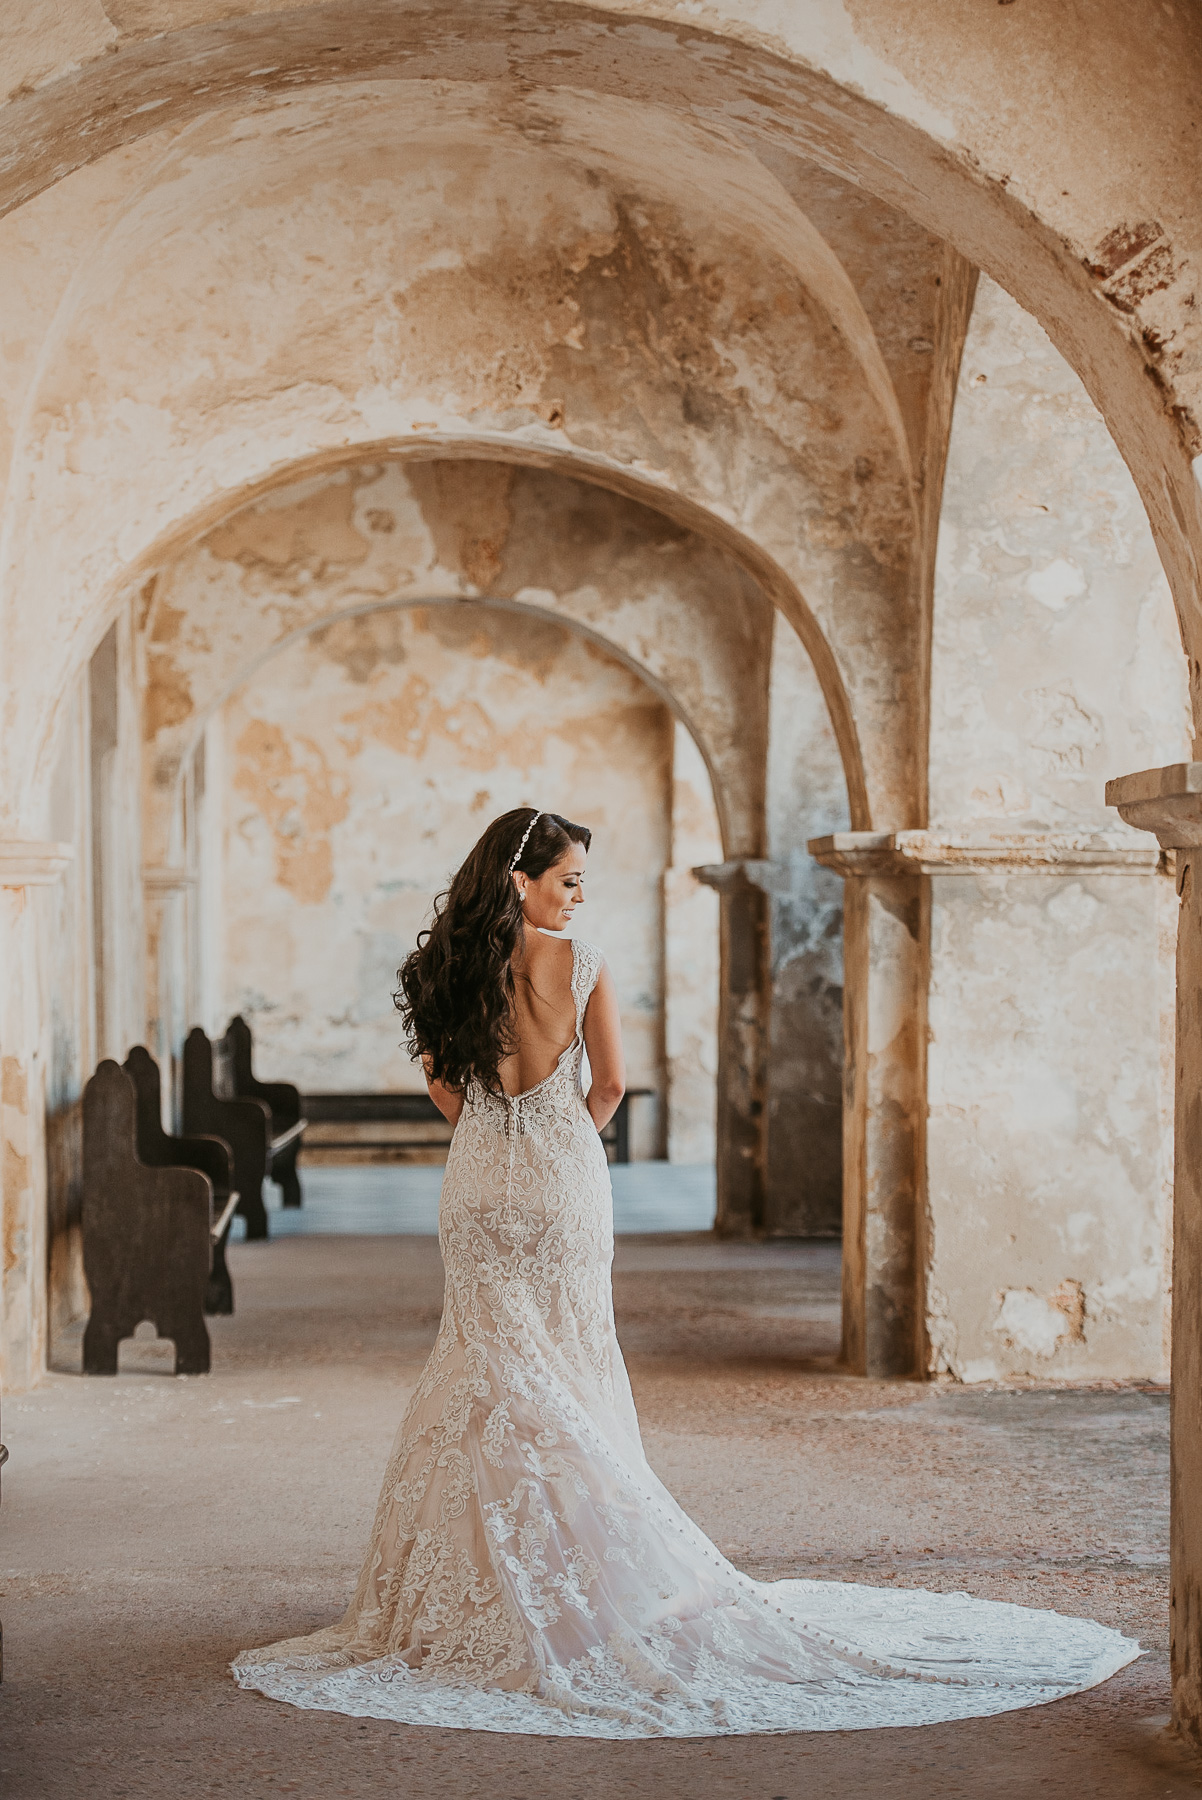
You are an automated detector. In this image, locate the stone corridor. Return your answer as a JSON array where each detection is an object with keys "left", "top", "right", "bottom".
[
  {"left": 3, "top": 1228, "right": 1192, "bottom": 1799},
  {"left": 7, "top": 0, "right": 1202, "bottom": 1777}
]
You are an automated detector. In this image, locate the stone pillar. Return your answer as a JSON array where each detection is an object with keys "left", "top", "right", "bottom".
[
  {"left": 1108, "top": 762, "right": 1202, "bottom": 1747},
  {"left": 693, "top": 861, "right": 772, "bottom": 1238},
  {"left": 0, "top": 841, "right": 73, "bottom": 1391},
  {"left": 814, "top": 826, "right": 1168, "bottom": 1382},
  {"left": 143, "top": 867, "right": 196, "bottom": 1117},
  {"left": 809, "top": 837, "right": 927, "bottom": 1377}
]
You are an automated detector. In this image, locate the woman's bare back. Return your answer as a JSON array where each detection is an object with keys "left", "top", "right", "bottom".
[{"left": 498, "top": 931, "right": 577, "bottom": 1097}]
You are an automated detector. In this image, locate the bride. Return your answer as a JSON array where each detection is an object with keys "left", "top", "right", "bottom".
[{"left": 234, "top": 806, "right": 1138, "bottom": 1737}]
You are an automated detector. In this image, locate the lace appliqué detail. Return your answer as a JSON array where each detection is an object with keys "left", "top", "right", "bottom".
[{"left": 233, "top": 936, "right": 1140, "bottom": 1737}]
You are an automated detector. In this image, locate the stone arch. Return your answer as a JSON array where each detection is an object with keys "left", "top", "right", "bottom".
[
  {"left": 186, "top": 589, "right": 726, "bottom": 1145},
  {"left": 170, "top": 591, "right": 744, "bottom": 863},
  {"left": 137, "top": 457, "right": 807, "bottom": 875},
  {"left": 4, "top": 95, "right": 914, "bottom": 835},
  {"left": 0, "top": 1, "right": 1198, "bottom": 727},
  {"left": 125, "top": 453, "right": 847, "bottom": 1241}
]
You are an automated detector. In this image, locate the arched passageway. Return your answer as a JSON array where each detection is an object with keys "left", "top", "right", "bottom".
[
  {"left": 3, "top": 2, "right": 1202, "bottom": 1760},
  {"left": 30, "top": 451, "right": 854, "bottom": 1373}
]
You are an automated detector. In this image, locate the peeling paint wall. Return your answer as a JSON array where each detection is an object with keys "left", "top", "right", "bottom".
[
  {"left": 215, "top": 603, "right": 691, "bottom": 1143},
  {"left": 0, "top": 89, "right": 917, "bottom": 837},
  {"left": 140, "top": 461, "right": 773, "bottom": 869},
  {"left": 925, "top": 278, "right": 1191, "bottom": 1382}
]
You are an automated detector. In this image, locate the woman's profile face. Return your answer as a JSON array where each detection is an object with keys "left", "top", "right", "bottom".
[{"left": 519, "top": 844, "right": 587, "bottom": 933}]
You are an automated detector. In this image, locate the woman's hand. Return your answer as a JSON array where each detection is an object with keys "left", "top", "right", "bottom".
[{"left": 582, "top": 960, "right": 626, "bottom": 1132}]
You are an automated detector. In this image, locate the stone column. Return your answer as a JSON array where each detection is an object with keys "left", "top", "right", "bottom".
[
  {"left": 1108, "top": 762, "right": 1202, "bottom": 1747},
  {"left": 811, "top": 826, "right": 1164, "bottom": 1382},
  {"left": 693, "top": 861, "right": 772, "bottom": 1238},
  {"left": 0, "top": 841, "right": 73, "bottom": 1391},
  {"left": 143, "top": 867, "right": 196, "bottom": 1118},
  {"left": 809, "top": 836, "right": 927, "bottom": 1377}
]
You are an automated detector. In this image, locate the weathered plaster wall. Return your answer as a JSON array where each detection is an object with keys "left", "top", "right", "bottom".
[
  {"left": 0, "top": 0, "right": 1199, "bottom": 740},
  {"left": 215, "top": 604, "right": 677, "bottom": 1127},
  {"left": 141, "top": 461, "right": 772, "bottom": 869},
  {"left": 925, "top": 277, "right": 1191, "bottom": 1382},
  {"left": 930, "top": 278, "right": 1192, "bottom": 834},
  {"left": 0, "top": 87, "right": 917, "bottom": 840},
  {"left": 926, "top": 871, "right": 1176, "bottom": 1383}
]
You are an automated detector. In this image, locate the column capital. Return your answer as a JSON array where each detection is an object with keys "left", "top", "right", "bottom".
[
  {"left": 691, "top": 859, "right": 784, "bottom": 896},
  {"left": 0, "top": 840, "right": 73, "bottom": 887},
  {"left": 808, "top": 829, "right": 1159, "bottom": 877},
  {"left": 1106, "top": 763, "right": 1202, "bottom": 849}
]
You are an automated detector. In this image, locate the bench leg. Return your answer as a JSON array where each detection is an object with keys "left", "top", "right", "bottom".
[
  {"left": 168, "top": 1315, "right": 211, "bottom": 1377},
  {"left": 205, "top": 1225, "right": 235, "bottom": 1316},
  {"left": 239, "top": 1183, "right": 269, "bottom": 1240},
  {"left": 275, "top": 1152, "right": 302, "bottom": 1209},
  {"left": 82, "top": 1315, "right": 121, "bottom": 1376}
]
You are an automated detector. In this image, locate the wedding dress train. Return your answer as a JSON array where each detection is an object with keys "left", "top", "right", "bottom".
[{"left": 233, "top": 937, "right": 1139, "bottom": 1737}]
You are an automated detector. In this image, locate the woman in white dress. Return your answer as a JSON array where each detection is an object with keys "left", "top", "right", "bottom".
[{"left": 234, "top": 806, "right": 1139, "bottom": 1738}]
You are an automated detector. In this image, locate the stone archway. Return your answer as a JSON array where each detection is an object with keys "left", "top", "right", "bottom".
[
  {"left": 134, "top": 456, "right": 850, "bottom": 1252},
  {"left": 183, "top": 594, "right": 726, "bottom": 1165}
]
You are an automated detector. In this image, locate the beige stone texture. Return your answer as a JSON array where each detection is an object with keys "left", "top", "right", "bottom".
[
  {"left": 137, "top": 461, "right": 774, "bottom": 867},
  {"left": 0, "top": 85, "right": 921, "bottom": 839}
]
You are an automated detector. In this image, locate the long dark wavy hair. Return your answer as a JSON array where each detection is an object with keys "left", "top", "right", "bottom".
[{"left": 395, "top": 807, "right": 592, "bottom": 1094}]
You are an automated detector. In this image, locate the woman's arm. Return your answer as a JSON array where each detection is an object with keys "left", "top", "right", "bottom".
[
  {"left": 582, "top": 960, "right": 626, "bottom": 1131},
  {"left": 423, "top": 1057, "right": 465, "bottom": 1128}
]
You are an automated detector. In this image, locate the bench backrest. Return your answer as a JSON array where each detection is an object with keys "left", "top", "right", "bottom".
[
  {"left": 222, "top": 1014, "right": 301, "bottom": 1128},
  {"left": 125, "top": 1045, "right": 233, "bottom": 1192}
]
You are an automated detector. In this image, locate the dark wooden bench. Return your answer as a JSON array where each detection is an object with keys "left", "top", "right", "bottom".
[
  {"left": 124, "top": 1045, "right": 240, "bottom": 1315},
  {"left": 217, "top": 1015, "right": 306, "bottom": 1208},
  {"left": 182, "top": 1027, "right": 271, "bottom": 1240},
  {"left": 81, "top": 1060, "right": 214, "bottom": 1375},
  {"left": 301, "top": 1091, "right": 452, "bottom": 1160},
  {"left": 301, "top": 1088, "right": 652, "bottom": 1161},
  {"left": 605, "top": 1089, "right": 652, "bottom": 1163}
]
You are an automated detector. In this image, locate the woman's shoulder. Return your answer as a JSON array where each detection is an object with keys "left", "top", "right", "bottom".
[
  {"left": 570, "top": 935, "right": 605, "bottom": 989},
  {"left": 530, "top": 930, "right": 603, "bottom": 989},
  {"left": 533, "top": 929, "right": 600, "bottom": 959}
]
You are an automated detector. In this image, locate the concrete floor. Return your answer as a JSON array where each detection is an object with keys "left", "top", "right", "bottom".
[{"left": 4, "top": 1230, "right": 1199, "bottom": 1798}]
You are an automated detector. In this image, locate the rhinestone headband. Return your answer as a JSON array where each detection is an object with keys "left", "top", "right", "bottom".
[{"left": 508, "top": 810, "right": 542, "bottom": 874}]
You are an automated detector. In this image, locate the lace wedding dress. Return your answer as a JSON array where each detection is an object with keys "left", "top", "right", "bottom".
[{"left": 233, "top": 937, "right": 1139, "bottom": 1737}]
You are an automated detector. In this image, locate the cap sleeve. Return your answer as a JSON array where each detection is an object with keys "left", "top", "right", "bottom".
[{"left": 571, "top": 938, "right": 604, "bottom": 1031}]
